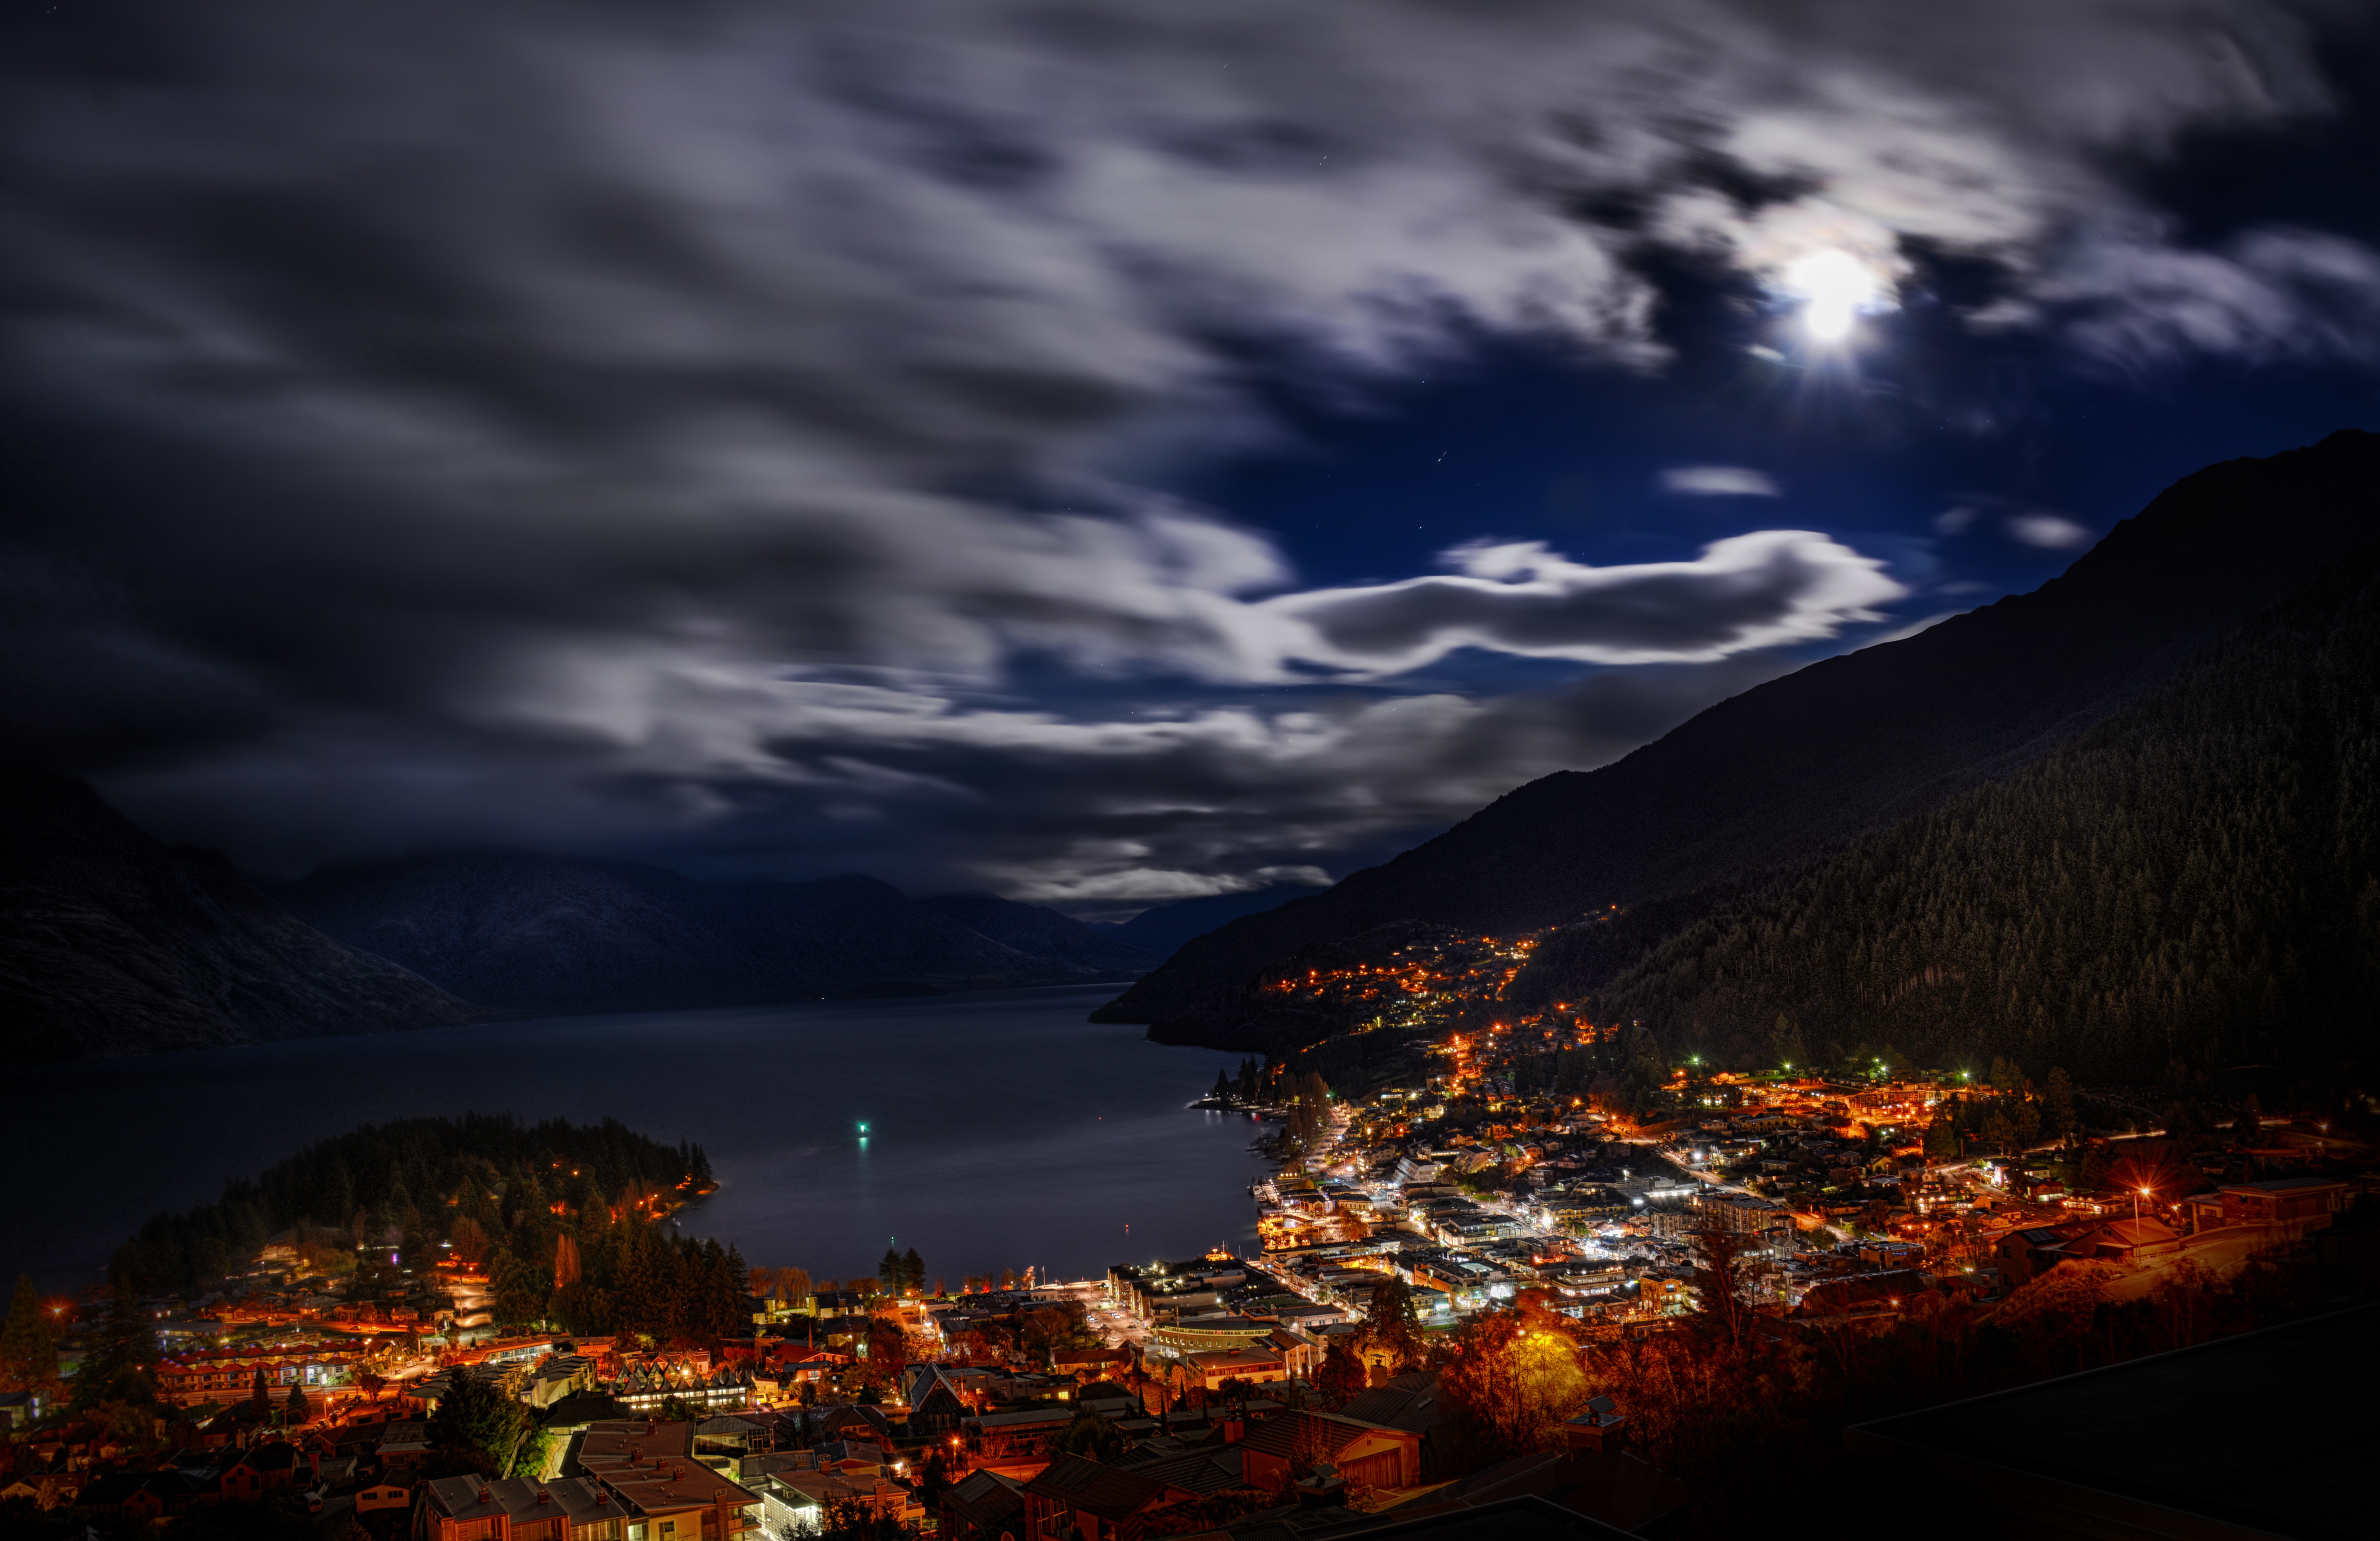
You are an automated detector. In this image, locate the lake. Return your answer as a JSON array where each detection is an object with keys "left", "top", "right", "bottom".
[{"left": 4, "top": 985, "right": 1269, "bottom": 1292}]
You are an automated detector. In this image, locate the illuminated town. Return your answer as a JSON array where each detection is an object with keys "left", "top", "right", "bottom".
[{"left": 5, "top": 934, "right": 2370, "bottom": 1541}]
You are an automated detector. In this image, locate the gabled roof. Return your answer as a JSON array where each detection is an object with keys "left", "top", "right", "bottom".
[
  {"left": 938, "top": 1469, "right": 1025, "bottom": 1530},
  {"left": 1339, "top": 1374, "right": 1446, "bottom": 1434},
  {"left": 1021, "top": 1455, "right": 1169, "bottom": 1521},
  {"left": 1240, "top": 1409, "right": 1413, "bottom": 1461},
  {"left": 1114, "top": 1446, "right": 1244, "bottom": 1495}
]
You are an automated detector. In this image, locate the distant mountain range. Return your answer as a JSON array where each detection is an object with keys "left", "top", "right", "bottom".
[
  {"left": 1095, "top": 430, "right": 2380, "bottom": 1078},
  {"left": 1, "top": 782, "right": 1311, "bottom": 1061},
  {"left": 0, "top": 765, "right": 482, "bottom": 1063},
  {"left": 1087, "top": 884, "right": 1329, "bottom": 958}
]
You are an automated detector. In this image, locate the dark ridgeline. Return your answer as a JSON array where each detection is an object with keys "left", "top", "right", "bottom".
[
  {"left": 277, "top": 856, "right": 1148, "bottom": 1015},
  {"left": 1096, "top": 429, "right": 2380, "bottom": 1077},
  {"left": 916, "top": 891, "right": 1160, "bottom": 974},
  {"left": 0, "top": 764, "right": 482, "bottom": 1064},
  {"left": 1086, "top": 883, "right": 1328, "bottom": 959},
  {"left": 2, "top": 800, "right": 1182, "bottom": 1063},
  {"left": 1542, "top": 542, "right": 2380, "bottom": 1076}
]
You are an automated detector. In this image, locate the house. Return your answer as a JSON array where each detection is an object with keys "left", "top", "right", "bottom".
[
  {"left": 904, "top": 1365, "right": 970, "bottom": 1434},
  {"left": 1238, "top": 1410, "right": 1424, "bottom": 1495},
  {"left": 1792, "top": 1270, "right": 1930, "bottom": 1319},
  {"left": 1993, "top": 1222, "right": 2094, "bottom": 1286},
  {"left": 1019, "top": 1454, "right": 1192, "bottom": 1541},
  {"left": 377, "top": 1420, "right": 435, "bottom": 1469},
  {"left": 937, "top": 1468, "right": 1026, "bottom": 1541},
  {"left": 573, "top": 1424, "right": 762, "bottom": 1541},
  {"left": 2066, "top": 1216, "right": 2182, "bottom": 1262},
  {"left": 806, "top": 1403, "right": 896, "bottom": 1448},
  {"left": 2216, "top": 1178, "right": 2351, "bottom": 1230},
  {"left": 353, "top": 1475, "right": 418, "bottom": 1514},
  {"left": 965, "top": 1406, "right": 1074, "bottom": 1460},
  {"left": 1185, "top": 1345, "right": 1286, "bottom": 1391},
  {"left": 418, "top": 1475, "right": 647, "bottom": 1541},
  {"left": 752, "top": 1469, "right": 916, "bottom": 1535}
]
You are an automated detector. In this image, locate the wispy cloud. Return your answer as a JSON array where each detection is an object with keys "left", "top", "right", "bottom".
[
  {"left": 2007, "top": 512, "right": 2093, "bottom": 549},
  {"left": 1661, "top": 466, "right": 1781, "bottom": 497}
]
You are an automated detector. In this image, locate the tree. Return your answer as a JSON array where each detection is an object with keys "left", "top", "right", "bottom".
[
  {"left": 1314, "top": 1341, "right": 1366, "bottom": 1408},
  {"left": 431, "top": 1375, "right": 532, "bottom": 1475},
  {"left": 900, "top": 1248, "right": 924, "bottom": 1295},
  {"left": 73, "top": 1289, "right": 159, "bottom": 1410},
  {"left": 286, "top": 1381, "right": 312, "bottom": 1425},
  {"left": 1923, "top": 1118, "right": 1961, "bottom": 1161},
  {"left": 1, "top": 1275, "right": 58, "bottom": 1391},
  {"left": 448, "top": 1217, "right": 492, "bottom": 1267},
  {"left": 1052, "top": 1408, "right": 1122, "bottom": 1461},
  {"left": 554, "top": 1234, "right": 583, "bottom": 1292},
  {"left": 2043, "top": 1068, "right": 2078, "bottom": 1145},
  {"left": 250, "top": 1365, "right": 272, "bottom": 1414},
  {"left": 1436, "top": 1310, "right": 1587, "bottom": 1460},
  {"left": 1686, "top": 1229, "right": 1757, "bottom": 1352}
]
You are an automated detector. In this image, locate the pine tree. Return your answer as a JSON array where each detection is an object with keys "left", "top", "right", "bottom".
[
  {"left": 2043, "top": 1068, "right": 2078, "bottom": 1145},
  {"left": 286, "top": 1381, "right": 311, "bottom": 1425},
  {"left": 900, "top": 1248, "right": 924, "bottom": 1295},
  {"left": 74, "top": 1289, "right": 160, "bottom": 1409},
  {"left": 1, "top": 1275, "right": 58, "bottom": 1391}
]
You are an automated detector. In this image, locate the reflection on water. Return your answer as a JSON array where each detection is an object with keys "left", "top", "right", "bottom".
[{"left": 7, "top": 985, "right": 1267, "bottom": 1290}]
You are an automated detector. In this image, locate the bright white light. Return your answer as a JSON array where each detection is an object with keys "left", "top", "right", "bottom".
[{"left": 1783, "top": 249, "right": 1880, "bottom": 342}]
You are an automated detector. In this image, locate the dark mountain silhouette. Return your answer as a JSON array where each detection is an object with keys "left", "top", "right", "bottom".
[
  {"left": 1537, "top": 541, "right": 2380, "bottom": 1079},
  {"left": 918, "top": 892, "right": 1157, "bottom": 975},
  {"left": 1090, "top": 884, "right": 1332, "bottom": 960},
  {"left": 0, "top": 765, "right": 482, "bottom": 1063},
  {"left": 1096, "top": 430, "right": 2380, "bottom": 1051},
  {"left": 281, "top": 855, "right": 1154, "bottom": 1015}
]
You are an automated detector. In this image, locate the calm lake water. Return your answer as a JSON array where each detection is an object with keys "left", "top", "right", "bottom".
[{"left": 5, "top": 986, "right": 1268, "bottom": 1293}]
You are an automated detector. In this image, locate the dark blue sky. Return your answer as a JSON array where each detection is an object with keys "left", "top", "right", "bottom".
[{"left": 4, "top": 1, "right": 2377, "bottom": 912}]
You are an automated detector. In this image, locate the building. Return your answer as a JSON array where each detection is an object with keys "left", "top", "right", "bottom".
[
  {"left": 937, "top": 1469, "right": 1026, "bottom": 1541},
  {"left": 2063, "top": 1216, "right": 2181, "bottom": 1262},
  {"left": 416, "top": 1477, "right": 627, "bottom": 1541},
  {"left": 965, "top": 1406, "right": 1074, "bottom": 1461},
  {"left": 1019, "top": 1455, "right": 1189, "bottom": 1541},
  {"left": 2214, "top": 1177, "right": 2351, "bottom": 1230},
  {"left": 573, "top": 1421, "right": 762, "bottom": 1541},
  {"left": 1184, "top": 1345, "right": 1286, "bottom": 1391},
  {"left": 1239, "top": 1410, "right": 1424, "bottom": 1495}
]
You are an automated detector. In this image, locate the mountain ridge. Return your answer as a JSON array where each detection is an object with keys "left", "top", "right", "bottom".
[
  {"left": 278, "top": 854, "right": 1145, "bottom": 1015},
  {"left": 1095, "top": 429, "right": 2380, "bottom": 1046},
  {"left": 0, "top": 764, "right": 486, "bottom": 1063}
]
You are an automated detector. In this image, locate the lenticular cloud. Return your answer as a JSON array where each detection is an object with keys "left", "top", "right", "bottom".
[{"left": 1261, "top": 532, "right": 1905, "bottom": 675}]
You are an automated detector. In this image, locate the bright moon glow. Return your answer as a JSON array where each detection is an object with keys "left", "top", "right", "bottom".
[{"left": 1784, "top": 248, "right": 1881, "bottom": 341}]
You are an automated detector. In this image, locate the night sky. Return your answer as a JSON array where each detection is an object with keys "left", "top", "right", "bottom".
[{"left": 5, "top": 2, "right": 2378, "bottom": 917}]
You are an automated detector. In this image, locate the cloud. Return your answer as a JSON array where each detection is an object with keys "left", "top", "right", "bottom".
[
  {"left": 2031, "top": 223, "right": 2380, "bottom": 371},
  {"left": 1265, "top": 532, "right": 1904, "bottom": 674},
  {"left": 1934, "top": 506, "right": 1978, "bottom": 535},
  {"left": 0, "top": 0, "right": 2369, "bottom": 895},
  {"left": 1661, "top": 466, "right": 1781, "bottom": 497},
  {"left": 2006, "top": 512, "right": 2093, "bottom": 549}
]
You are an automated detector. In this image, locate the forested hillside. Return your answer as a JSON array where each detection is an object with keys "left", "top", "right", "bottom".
[
  {"left": 1100, "top": 431, "right": 2380, "bottom": 1044},
  {"left": 108, "top": 1115, "right": 749, "bottom": 1343},
  {"left": 1549, "top": 547, "right": 2380, "bottom": 1079}
]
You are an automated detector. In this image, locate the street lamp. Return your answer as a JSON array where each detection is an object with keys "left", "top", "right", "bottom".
[{"left": 2134, "top": 1186, "right": 2151, "bottom": 1224}]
